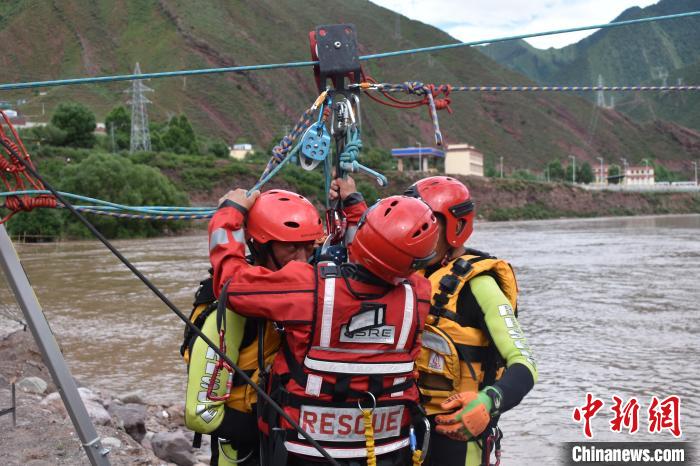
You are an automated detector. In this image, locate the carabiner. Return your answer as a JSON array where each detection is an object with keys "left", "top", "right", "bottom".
[{"left": 357, "top": 391, "right": 377, "bottom": 415}]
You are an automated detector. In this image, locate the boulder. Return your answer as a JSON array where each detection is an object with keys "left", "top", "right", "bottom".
[
  {"left": 109, "top": 403, "right": 147, "bottom": 442},
  {"left": 17, "top": 376, "right": 48, "bottom": 394},
  {"left": 118, "top": 390, "right": 146, "bottom": 405},
  {"left": 101, "top": 436, "right": 122, "bottom": 450},
  {"left": 40, "top": 389, "right": 111, "bottom": 426},
  {"left": 166, "top": 402, "right": 186, "bottom": 426},
  {"left": 151, "top": 431, "right": 197, "bottom": 466}
]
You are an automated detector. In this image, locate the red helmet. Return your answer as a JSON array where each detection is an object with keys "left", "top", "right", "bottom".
[
  {"left": 247, "top": 190, "right": 324, "bottom": 244},
  {"left": 405, "top": 176, "right": 475, "bottom": 247},
  {"left": 349, "top": 196, "right": 438, "bottom": 284}
]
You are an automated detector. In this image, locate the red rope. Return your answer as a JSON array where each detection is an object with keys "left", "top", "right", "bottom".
[
  {"left": 0, "top": 110, "right": 56, "bottom": 224},
  {"left": 359, "top": 70, "right": 453, "bottom": 114}
]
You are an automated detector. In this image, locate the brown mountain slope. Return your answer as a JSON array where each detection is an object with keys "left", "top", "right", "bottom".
[{"left": 1, "top": 0, "right": 699, "bottom": 171}]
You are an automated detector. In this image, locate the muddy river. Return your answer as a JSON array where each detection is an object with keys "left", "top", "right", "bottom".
[{"left": 1, "top": 214, "right": 698, "bottom": 464}]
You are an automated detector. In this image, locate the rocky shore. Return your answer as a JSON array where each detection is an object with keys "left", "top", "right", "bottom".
[{"left": 0, "top": 329, "right": 208, "bottom": 466}]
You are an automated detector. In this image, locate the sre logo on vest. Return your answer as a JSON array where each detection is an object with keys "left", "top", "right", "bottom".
[
  {"left": 339, "top": 303, "right": 396, "bottom": 344},
  {"left": 299, "top": 405, "right": 404, "bottom": 441}
]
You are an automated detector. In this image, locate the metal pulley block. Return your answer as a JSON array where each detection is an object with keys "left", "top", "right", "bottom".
[{"left": 300, "top": 122, "right": 331, "bottom": 161}]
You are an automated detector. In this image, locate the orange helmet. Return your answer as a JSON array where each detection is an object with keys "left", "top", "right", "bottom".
[
  {"left": 349, "top": 196, "right": 438, "bottom": 284},
  {"left": 247, "top": 190, "right": 324, "bottom": 244},
  {"left": 405, "top": 176, "right": 475, "bottom": 247}
]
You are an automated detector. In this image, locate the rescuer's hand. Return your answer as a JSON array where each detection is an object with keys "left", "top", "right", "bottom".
[
  {"left": 329, "top": 176, "right": 357, "bottom": 201},
  {"left": 218, "top": 188, "right": 260, "bottom": 211},
  {"left": 434, "top": 386, "right": 502, "bottom": 441}
]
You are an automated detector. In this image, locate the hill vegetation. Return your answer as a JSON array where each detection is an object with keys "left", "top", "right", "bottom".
[
  {"left": 480, "top": 0, "right": 700, "bottom": 132},
  {"left": 0, "top": 0, "right": 698, "bottom": 174}
]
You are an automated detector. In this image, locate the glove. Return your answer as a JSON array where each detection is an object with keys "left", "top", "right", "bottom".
[{"left": 434, "top": 386, "right": 502, "bottom": 441}]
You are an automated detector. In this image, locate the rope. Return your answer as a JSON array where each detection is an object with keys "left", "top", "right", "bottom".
[
  {"left": 0, "top": 112, "right": 56, "bottom": 223},
  {"left": 412, "top": 449, "right": 424, "bottom": 466},
  {"left": 0, "top": 136, "right": 341, "bottom": 466},
  {"left": 363, "top": 409, "right": 376, "bottom": 466},
  {"left": 361, "top": 84, "right": 700, "bottom": 92},
  {"left": 2, "top": 11, "right": 699, "bottom": 91}
]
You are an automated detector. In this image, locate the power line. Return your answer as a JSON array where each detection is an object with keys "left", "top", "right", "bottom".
[{"left": 1, "top": 10, "right": 699, "bottom": 91}]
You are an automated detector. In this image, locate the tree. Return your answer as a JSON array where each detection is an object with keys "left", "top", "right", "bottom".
[
  {"left": 30, "top": 124, "right": 67, "bottom": 146},
  {"left": 579, "top": 162, "right": 594, "bottom": 184},
  {"left": 59, "top": 153, "right": 189, "bottom": 238},
  {"left": 161, "top": 115, "right": 199, "bottom": 154},
  {"left": 208, "top": 139, "right": 230, "bottom": 158},
  {"left": 608, "top": 164, "right": 622, "bottom": 184},
  {"left": 546, "top": 159, "right": 565, "bottom": 181},
  {"left": 105, "top": 106, "right": 131, "bottom": 151},
  {"left": 51, "top": 102, "right": 96, "bottom": 148}
]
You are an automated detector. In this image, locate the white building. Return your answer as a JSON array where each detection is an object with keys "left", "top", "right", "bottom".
[
  {"left": 229, "top": 143, "right": 253, "bottom": 160},
  {"left": 444, "top": 144, "right": 484, "bottom": 177}
]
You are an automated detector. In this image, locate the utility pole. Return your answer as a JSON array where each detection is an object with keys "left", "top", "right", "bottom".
[
  {"left": 597, "top": 157, "right": 604, "bottom": 184},
  {"left": 692, "top": 161, "right": 698, "bottom": 186},
  {"left": 110, "top": 123, "right": 116, "bottom": 153},
  {"left": 499, "top": 156, "right": 503, "bottom": 178},
  {"left": 417, "top": 142, "right": 422, "bottom": 173},
  {"left": 569, "top": 155, "right": 576, "bottom": 183},
  {"left": 621, "top": 157, "right": 628, "bottom": 186},
  {"left": 126, "top": 62, "right": 153, "bottom": 153}
]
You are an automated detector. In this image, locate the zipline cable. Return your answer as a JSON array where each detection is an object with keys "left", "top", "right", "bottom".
[
  {"left": 0, "top": 138, "right": 341, "bottom": 466},
  {"left": 1, "top": 10, "right": 699, "bottom": 91}
]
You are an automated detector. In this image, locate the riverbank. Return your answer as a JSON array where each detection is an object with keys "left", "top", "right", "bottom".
[
  {"left": 194, "top": 169, "right": 700, "bottom": 222},
  {"left": 0, "top": 329, "right": 207, "bottom": 466}
]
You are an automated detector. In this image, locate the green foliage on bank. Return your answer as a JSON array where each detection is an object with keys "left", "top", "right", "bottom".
[{"left": 6, "top": 150, "right": 189, "bottom": 240}]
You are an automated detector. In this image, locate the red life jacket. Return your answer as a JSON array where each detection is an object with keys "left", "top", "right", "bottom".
[{"left": 269, "top": 262, "right": 424, "bottom": 459}]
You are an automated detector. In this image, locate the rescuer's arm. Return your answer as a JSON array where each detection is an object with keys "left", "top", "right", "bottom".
[
  {"left": 469, "top": 274, "right": 538, "bottom": 413},
  {"left": 208, "top": 192, "right": 316, "bottom": 321},
  {"left": 184, "top": 310, "right": 245, "bottom": 434},
  {"left": 329, "top": 176, "right": 368, "bottom": 224}
]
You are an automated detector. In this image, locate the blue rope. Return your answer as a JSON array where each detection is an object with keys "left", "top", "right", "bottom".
[
  {"left": 1, "top": 190, "right": 214, "bottom": 215},
  {"left": 2, "top": 10, "right": 698, "bottom": 91},
  {"left": 361, "top": 10, "right": 700, "bottom": 60}
]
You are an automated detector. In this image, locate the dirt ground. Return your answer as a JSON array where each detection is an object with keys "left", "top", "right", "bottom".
[{"left": 0, "top": 329, "right": 164, "bottom": 465}]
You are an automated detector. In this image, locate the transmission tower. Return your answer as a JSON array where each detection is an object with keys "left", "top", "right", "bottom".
[
  {"left": 596, "top": 75, "right": 614, "bottom": 109},
  {"left": 126, "top": 62, "right": 153, "bottom": 153},
  {"left": 651, "top": 66, "right": 669, "bottom": 87}
]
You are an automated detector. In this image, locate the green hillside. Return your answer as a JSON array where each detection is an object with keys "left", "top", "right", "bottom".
[
  {"left": 480, "top": 0, "right": 700, "bottom": 132},
  {"left": 1, "top": 0, "right": 699, "bottom": 172}
]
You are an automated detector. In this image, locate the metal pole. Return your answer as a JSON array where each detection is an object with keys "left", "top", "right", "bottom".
[
  {"left": 569, "top": 155, "right": 576, "bottom": 183},
  {"left": 692, "top": 161, "right": 698, "bottom": 186},
  {"left": 0, "top": 225, "right": 110, "bottom": 466},
  {"left": 620, "top": 157, "right": 628, "bottom": 186},
  {"left": 597, "top": 157, "right": 604, "bottom": 184},
  {"left": 11, "top": 381, "right": 15, "bottom": 427},
  {"left": 417, "top": 142, "right": 422, "bottom": 173}
]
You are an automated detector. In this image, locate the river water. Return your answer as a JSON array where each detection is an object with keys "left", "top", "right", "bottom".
[{"left": 1, "top": 214, "right": 698, "bottom": 464}]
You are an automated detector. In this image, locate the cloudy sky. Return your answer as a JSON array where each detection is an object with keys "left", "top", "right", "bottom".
[{"left": 370, "top": 0, "right": 659, "bottom": 49}]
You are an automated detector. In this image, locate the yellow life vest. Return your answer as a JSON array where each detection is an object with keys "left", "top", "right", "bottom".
[
  {"left": 182, "top": 279, "right": 280, "bottom": 414},
  {"left": 416, "top": 252, "right": 518, "bottom": 416}
]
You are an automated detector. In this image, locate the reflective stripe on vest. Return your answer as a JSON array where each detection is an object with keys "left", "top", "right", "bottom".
[
  {"left": 317, "top": 277, "right": 415, "bottom": 352},
  {"left": 303, "top": 357, "right": 416, "bottom": 375},
  {"left": 396, "top": 283, "right": 414, "bottom": 350},
  {"left": 319, "top": 276, "right": 336, "bottom": 347},
  {"left": 284, "top": 437, "right": 410, "bottom": 458}
]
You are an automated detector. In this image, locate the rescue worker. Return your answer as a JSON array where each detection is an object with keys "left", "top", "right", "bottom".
[
  {"left": 184, "top": 189, "right": 326, "bottom": 465},
  {"left": 404, "top": 176, "right": 538, "bottom": 466},
  {"left": 208, "top": 188, "right": 439, "bottom": 465}
]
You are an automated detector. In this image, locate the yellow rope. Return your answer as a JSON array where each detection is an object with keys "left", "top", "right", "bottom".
[
  {"left": 363, "top": 409, "right": 376, "bottom": 466},
  {"left": 412, "top": 449, "right": 423, "bottom": 465}
]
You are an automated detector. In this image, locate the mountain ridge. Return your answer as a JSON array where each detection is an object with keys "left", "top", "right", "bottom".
[{"left": 0, "top": 0, "right": 698, "bottom": 172}]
